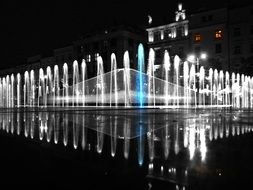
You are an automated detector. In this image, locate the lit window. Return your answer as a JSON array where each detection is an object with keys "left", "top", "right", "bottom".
[
  {"left": 215, "top": 30, "right": 222, "bottom": 39},
  {"left": 184, "top": 25, "right": 188, "bottom": 36},
  {"left": 194, "top": 34, "right": 201, "bottom": 42},
  {"left": 95, "top": 53, "right": 99, "bottom": 61},
  {"left": 148, "top": 32, "right": 154, "bottom": 42},
  {"left": 87, "top": 55, "right": 91, "bottom": 62},
  {"left": 160, "top": 30, "right": 164, "bottom": 40}
]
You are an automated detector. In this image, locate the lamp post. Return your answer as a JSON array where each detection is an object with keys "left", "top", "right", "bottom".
[{"left": 187, "top": 53, "right": 207, "bottom": 73}]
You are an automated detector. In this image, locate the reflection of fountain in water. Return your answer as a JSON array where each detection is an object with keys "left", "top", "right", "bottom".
[
  {"left": 110, "top": 116, "right": 117, "bottom": 157},
  {"left": 123, "top": 117, "right": 130, "bottom": 159}
]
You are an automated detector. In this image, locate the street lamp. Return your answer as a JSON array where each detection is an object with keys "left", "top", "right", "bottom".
[{"left": 187, "top": 53, "right": 207, "bottom": 72}]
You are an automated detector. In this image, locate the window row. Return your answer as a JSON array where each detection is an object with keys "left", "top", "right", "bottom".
[
  {"left": 148, "top": 25, "right": 188, "bottom": 42},
  {"left": 194, "top": 30, "right": 222, "bottom": 43},
  {"left": 233, "top": 26, "right": 253, "bottom": 37}
]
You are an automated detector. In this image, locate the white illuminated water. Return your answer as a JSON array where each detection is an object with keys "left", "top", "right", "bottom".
[{"left": 0, "top": 44, "right": 253, "bottom": 108}]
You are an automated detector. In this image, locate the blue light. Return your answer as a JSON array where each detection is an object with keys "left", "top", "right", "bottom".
[{"left": 137, "top": 44, "right": 145, "bottom": 108}]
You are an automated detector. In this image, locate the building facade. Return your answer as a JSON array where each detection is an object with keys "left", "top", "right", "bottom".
[
  {"left": 73, "top": 25, "right": 146, "bottom": 77},
  {"left": 146, "top": 3, "right": 253, "bottom": 74},
  {"left": 146, "top": 3, "right": 190, "bottom": 75}
]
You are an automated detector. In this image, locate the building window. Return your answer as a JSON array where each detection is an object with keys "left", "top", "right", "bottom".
[
  {"left": 194, "top": 33, "right": 201, "bottom": 43},
  {"left": 215, "top": 44, "right": 222, "bottom": 54},
  {"left": 160, "top": 30, "right": 164, "bottom": 40},
  {"left": 184, "top": 24, "right": 188, "bottom": 36},
  {"left": 154, "top": 31, "right": 160, "bottom": 41},
  {"left": 148, "top": 32, "right": 154, "bottom": 42},
  {"left": 177, "top": 27, "right": 183, "bottom": 37},
  {"left": 215, "top": 30, "right": 222, "bottom": 40},
  {"left": 234, "top": 45, "right": 241, "bottom": 55},
  {"left": 166, "top": 29, "right": 172, "bottom": 38},
  {"left": 94, "top": 53, "right": 99, "bottom": 61},
  {"left": 233, "top": 27, "right": 241, "bottom": 37},
  {"left": 87, "top": 54, "right": 91, "bottom": 62}
]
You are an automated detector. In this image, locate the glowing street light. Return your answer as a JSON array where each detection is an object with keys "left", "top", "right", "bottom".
[
  {"left": 187, "top": 55, "right": 196, "bottom": 63},
  {"left": 187, "top": 53, "right": 207, "bottom": 70},
  {"left": 200, "top": 53, "right": 207, "bottom": 60}
]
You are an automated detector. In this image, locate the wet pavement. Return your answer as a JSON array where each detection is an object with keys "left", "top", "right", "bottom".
[{"left": 0, "top": 108, "right": 253, "bottom": 189}]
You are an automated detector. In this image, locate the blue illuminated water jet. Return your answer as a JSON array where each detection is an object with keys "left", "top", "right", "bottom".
[{"left": 137, "top": 44, "right": 145, "bottom": 107}]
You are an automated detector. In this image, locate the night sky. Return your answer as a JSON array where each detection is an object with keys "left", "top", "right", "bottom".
[{"left": 0, "top": 0, "right": 252, "bottom": 70}]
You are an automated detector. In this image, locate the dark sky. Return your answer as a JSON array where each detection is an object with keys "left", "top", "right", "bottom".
[{"left": 0, "top": 0, "right": 252, "bottom": 70}]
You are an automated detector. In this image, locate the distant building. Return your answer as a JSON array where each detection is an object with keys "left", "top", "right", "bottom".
[
  {"left": 189, "top": 8, "right": 229, "bottom": 70},
  {"left": 73, "top": 25, "right": 146, "bottom": 77},
  {"left": 146, "top": 3, "right": 253, "bottom": 74},
  {"left": 229, "top": 6, "right": 253, "bottom": 74},
  {"left": 146, "top": 3, "right": 189, "bottom": 75},
  {"left": 9, "top": 25, "right": 146, "bottom": 80}
]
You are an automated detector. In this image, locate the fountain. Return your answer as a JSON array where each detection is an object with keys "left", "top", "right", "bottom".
[
  {"left": 30, "top": 70, "right": 35, "bottom": 107},
  {"left": 199, "top": 66, "right": 205, "bottom": 107},
  {"left": 174, "top": 55, "right": 180, "bottom": 107},
  {"left": 137, "top": 44, "right": 145, "bottom": 108},
  {"left": 147, "top": 48, "right": 155, "bottom": 107},
  {"left": 209, "top": 68, "right": 213, "bottom": 107},
  {"left": 110, "top": 54, "right": 118, "bottom": 107},
  {"left": 123, "top": 51, "right": 131, "bottom": 107},
  {"left": 189, "top": 64, "right": 196, "bottom": 107},
  {"left": 24, "top": 72, "right": 29, "bottom": 107},
  {"left": 183, "top": 61, "right": 189, "bottom": 108},
  {"left": 96, "top": 56, "right": 105, "bottom": 106},
  {"left": 46, "top": 66, "right": 52, "bottom": 106},
  {"left": 73, "top": 61, "right": 79, "bottom": 106},
  {"left": 81, "top": 59, "right": 87, "bottom": 106},
  {"left": 164, "top": 50, "right": 171, "bottom": 106},
  {"left": 63, "top": 63, "right": 69, "bottom": 107},
  {"left": 0, "top": 43, "right": 252, "bottom": 109}
]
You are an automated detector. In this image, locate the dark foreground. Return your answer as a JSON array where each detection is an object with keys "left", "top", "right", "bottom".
[{"left": 0, "top": 108, "right": 253, "bottom": 190}]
